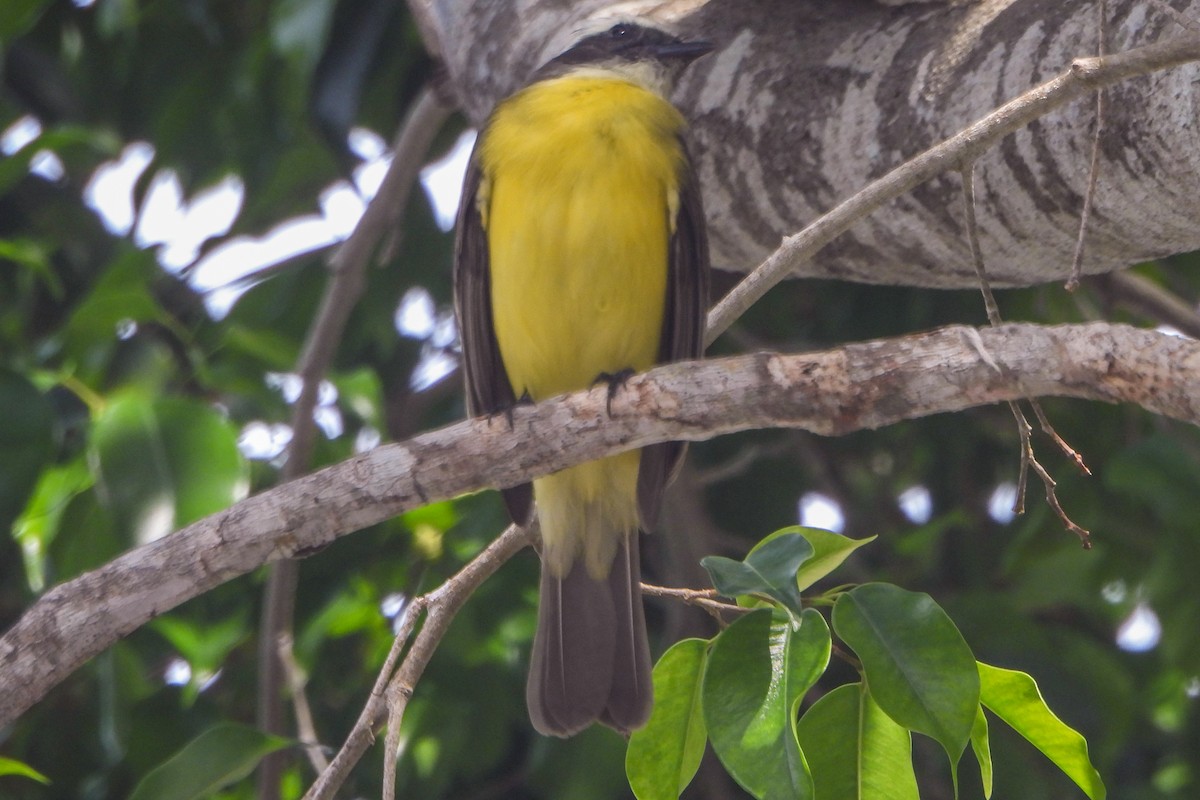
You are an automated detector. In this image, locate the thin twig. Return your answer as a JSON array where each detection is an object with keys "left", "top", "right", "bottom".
[
  {"left": 1067, "top": 0, "right": 1108, "bottom": 291},
  {"left": 278, "top": 634, "right": 331, "bottom": 775},
  {"left": 304, "top": 524, "right": 537, "bottom": 800},
  {"left": 1030, "top": 401, "right": 1091, "bottom": 475},
  {"left": 258, "top": 85, "right": 451, "bottom": 799},
  {"left": 641, "top": 583, "right": 749, "bottom": 623},
  {"left": 959, "top": 165, "right": 1004, "bottom": 326},
  {"left": 303, "top": 594, "right": 426, "bottom": 800},
  {"left": 1025, "top": 444, "right": 1093, "bottom": 547},
  {"left": 960, "top": 164, "right": 1091, "bottom": 543}
]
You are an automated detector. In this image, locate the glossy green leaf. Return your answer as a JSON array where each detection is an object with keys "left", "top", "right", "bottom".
[
  {"left": 795, "top": 683, "right": 918, "bottom": 800},
  {"left": 92, "top": 393, "right": 248, "bottom": 544},
  {"left": 978, "top": 662, "right": 1105, "bottom": 800},
  {"left": 703, "top": 608, "right": 829, "bottom": 800},
  {"left": 971, "top": 703, "right": 993, "bottom": 798},
  {"left": 128, "top": 723, "right": 292, "bottom": 800},
  {"left": 627, "top": 638, "right": 709, "bottom": 800},
  {"left": 702, "top": 532, "right": 813, "bottom": 617},
  {"left": 0, "top": 756, "right": 50, "bottom": 784},
  {"left": 833, "top": 583, "right": 978, "bottom": 763},
  {"left": 790, "top": 528, "right": 877, "bottom": 591}
]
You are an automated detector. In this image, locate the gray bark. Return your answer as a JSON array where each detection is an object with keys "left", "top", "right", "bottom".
[
  {"left": 411, "top": 0, "right": 1200, "bottom": 287},
  {"left": 2, "top": 321, "right": 1197, "bottom": 729}
]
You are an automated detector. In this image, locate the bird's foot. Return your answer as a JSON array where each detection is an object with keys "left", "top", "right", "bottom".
[{"left": 594, "top": 369, "right": 635, "bottom": 417}]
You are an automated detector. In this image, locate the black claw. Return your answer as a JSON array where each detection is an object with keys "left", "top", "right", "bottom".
[
  {"left": 488, "top": 392, "right": 535, "bottom": 431},
  {"left": 594, "top": 368, "right": 635, "bottom": 417}
]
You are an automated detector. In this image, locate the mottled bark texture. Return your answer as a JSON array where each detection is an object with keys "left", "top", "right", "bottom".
[{"left": 411, "top": 0, "right": 1200, "bottom": 287}]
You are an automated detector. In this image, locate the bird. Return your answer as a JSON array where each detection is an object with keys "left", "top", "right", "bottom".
[{"left": 453, "top": 20, "right": 711, "bottom": 737}]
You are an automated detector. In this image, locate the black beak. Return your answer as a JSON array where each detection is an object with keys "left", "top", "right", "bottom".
[{"left": 653, "top": 39, "right": 715, "bottom": 63}]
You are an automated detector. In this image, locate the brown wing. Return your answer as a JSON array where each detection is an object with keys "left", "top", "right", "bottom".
[
  {"left": 453, "top": 153, "right": 534, "bottom": 525},
  {"left": 637, "top": 146, "right": 710, "bottom": 530}
]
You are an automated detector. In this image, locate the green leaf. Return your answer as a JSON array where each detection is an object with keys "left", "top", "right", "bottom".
[
  {"left": 978, "top": 662, "right": 1105, "bottom": 800},
  {"left": 12, "top": 457, "right": 94, "bottom": 591},
  {"left": 702, "top": 532, "right": 813, "bottom": 617},
  {"left": 0, "top": 0, "right": 50, "bottom": 41},
  {"left": 627, "top": 638, "right": 709, "bottom": 800},
  {"left": 790, "top": 527, "right": 877, "bottom": 591},
  {"left": 92, "top": 393, "right": 249, "bottom": 544},
  {"left": 63, "top": 250, "right": 169, "bottom": 364},
  {"left": 832, "top": 583, "right": 978, "bottom": 763},
  {"left": 128, "top": 723, "right": 292, "bottom": 800},
  {"left": 703, "top": 608, "right": 829, "bottom": 800},
  {"left": 795, "top": 683, "right": 918, "bottom": 800},
  {"left": 0, "top": 756, "right": 50, "bottom": 785},
  {"left": 971, "top": 703, "right": 993, "bottom": 798},
  {"left": 0, "top": 369, "right": 55, "bottom": 534}
]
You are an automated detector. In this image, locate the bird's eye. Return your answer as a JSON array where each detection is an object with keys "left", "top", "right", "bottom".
[{"left": 610, "top": 24, "right": 630, "bottom": 39}]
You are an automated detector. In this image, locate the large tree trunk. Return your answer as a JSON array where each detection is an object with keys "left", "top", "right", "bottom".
[{"left": 411, "top": 0, "right": 1200, "bottom": 287}]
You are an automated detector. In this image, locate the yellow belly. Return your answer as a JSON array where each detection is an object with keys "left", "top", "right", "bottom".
[{"left": 478, "top": 74, "right": 685, "bottom": 576}]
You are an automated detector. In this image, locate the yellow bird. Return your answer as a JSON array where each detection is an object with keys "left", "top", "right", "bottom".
[{"left": 454, "top": 21, "right": 711, "bottom": 737}]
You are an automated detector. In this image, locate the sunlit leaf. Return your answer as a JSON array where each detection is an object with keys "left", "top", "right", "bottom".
[
  {"left": 833, "top": 583, "right": 978, "bottom": 764},
  {"left": 703, "top": 608, "right": 829, "bottom": 800},
  {"left": 971, "top": 703, "right": 993, "bottom": 798},
  {"left": 789, "top": 527, "right": 876, "bottom": 591},
  {"left": 795, "top": 683, "right": 918, "bottom": 800},
  {"left": 627, "top": 638, "right": 709, "bottom": 800},
  {"left": 978, "top": 662, "right": 1105, "bottom": 800},
  {"left": 0, "top": 756, "right": 50, "bottom": 785}
]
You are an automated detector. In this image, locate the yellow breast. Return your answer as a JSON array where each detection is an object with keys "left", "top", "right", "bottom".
[{"left": 478, "top": 74, "right": 686, "bottom": 401}]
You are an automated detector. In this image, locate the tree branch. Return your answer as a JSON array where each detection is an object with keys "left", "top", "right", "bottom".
[
  {"left": 2, "top": 321, "right": 1197, "bottom": 728},
  {"left": 705, "top": 28, "right": 1200, "bottom": 341},
  {"left": 424, "top": 0, "right": 1200, "bottom": 288}
]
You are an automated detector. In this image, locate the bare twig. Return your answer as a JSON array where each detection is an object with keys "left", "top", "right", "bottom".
[
  {"left": 304, "top": 524, "right": 537, "bottom": 800},
  {"left": 959, "top": 165, "right": 1004, "bottom": 327},
  {"left": 704, "top": 30, "right": 1200, "bottom": 344},
  {"left": 303, "top": 593, "right": 426, "bottom": 800},
  {"left": 641, "top": 584, "right": 748, "bottom": 624},
  {"left": 258, "top": 85, "right": 451, "bottom": 798},
  {"left": 960, "top": 165, "right": 1091, "bottom": 543},
  {"left": 278, "top": 634, "right": 331, "bottom": 775},
  {"left": 1067, "top": 0, "right": 1109, "bottom": 291},
  {"left": 1030, "top": 401, "right": 1092, "bottom": 476}
]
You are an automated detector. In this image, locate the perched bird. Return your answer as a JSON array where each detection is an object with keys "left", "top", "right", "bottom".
[{"left": 453, "top": 20, "right": 711, "bottom": 737}]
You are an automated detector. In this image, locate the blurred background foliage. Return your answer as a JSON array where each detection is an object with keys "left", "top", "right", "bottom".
[{"left": 2, "top": 1, "right": 1199, "bottom": 798}]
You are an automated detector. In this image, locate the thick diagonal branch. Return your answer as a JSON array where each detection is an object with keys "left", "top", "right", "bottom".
[{"left": 1, "top": 321, "right": 1197, "bottom": 728}]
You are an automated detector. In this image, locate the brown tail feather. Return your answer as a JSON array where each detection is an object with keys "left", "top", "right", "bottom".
[{"left": 527, "top": 534, "right": 652, "bottom": 737}]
